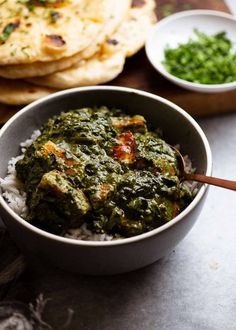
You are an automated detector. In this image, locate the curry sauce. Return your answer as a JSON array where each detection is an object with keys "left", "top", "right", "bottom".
[{"left": 16, "top": 107, "right": 193, "bottom": 237}]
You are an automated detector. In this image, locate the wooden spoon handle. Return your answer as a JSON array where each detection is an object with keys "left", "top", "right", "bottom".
[{"left": 185, "top": 173, "right": 236, "bottom": 191}]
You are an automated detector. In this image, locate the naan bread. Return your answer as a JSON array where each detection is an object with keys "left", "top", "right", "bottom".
[
  {"left": 0, "top": 78, "right": 54, "bottom": 105},
  {"left": 28, "top": 0, "right": 156, "bottom": 89},
  {"left": 108, "top": 0, "right": 157, "bottom": 57},
  {"left": 0, "top": 51, "right": 125, "bottom": 106},
  {"left": 0, "top": 52, "right": 82, "bottom": 79},
  {"left": 30, "top": 51, "right": 126, "bottom": 89},
  {"left": 81, "top": 0, "right": 132, "bottom": 59},
  {"left": 0, "top": 0, "right": 156, "bottom": 105},
  {"left": 0, "top": 0, "right": 112, "bottom": 65},
  {"left": 0, "top": 0, "right": 131, "bottom": 78}
]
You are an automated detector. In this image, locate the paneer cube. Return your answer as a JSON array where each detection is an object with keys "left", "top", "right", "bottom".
[
  {"left": 111, "top": 115, "right": 146, "bottom": 133},
  {"left": 113, "top": 131, "right": 137, "bottom": 164},
  {"left": 38, "top": 170, "right": 90, "bottom": 218}
]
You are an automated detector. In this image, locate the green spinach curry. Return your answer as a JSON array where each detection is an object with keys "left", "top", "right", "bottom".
[{"left": 16, "top": 107, "right": 194, "bottom": 238}]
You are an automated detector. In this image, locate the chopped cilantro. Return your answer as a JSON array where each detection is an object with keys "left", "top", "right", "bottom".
[
  {"left": 21, "top": 46, "right": 30, "bottom": 58},
  {"left": 163, "top": 29, "right": 236, "bottom": 84},
  {"left": 18, "top": 0, "right": 62, "bottom": 11},
  {"left": 10, "top": 48, "right": 17, "bottom": 56},
  {"left": 18, "top": 0, "right": 34, "bottom": 11},
  {"left": 49, "top": 10, "right": 61, "bottom": 24},
  {"left": 0, "top": 21, "right": 20, "bottom": 44}
]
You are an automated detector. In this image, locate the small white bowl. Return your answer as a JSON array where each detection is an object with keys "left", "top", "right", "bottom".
[{"left": 145, "top": 10, "right": 236, "bottom": 93}]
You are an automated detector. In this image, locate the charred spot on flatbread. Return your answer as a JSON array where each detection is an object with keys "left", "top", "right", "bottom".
[
  {"left": 43, "top": 34, "right": 67, "bottom": 53},
  {"left": 45, "top": 34, "right": 66, "bottom": 47},
  {"left": 107, "top": 39, "right": 119, "bottom": 46},
  {"left": 131, "top": 0, "right": 146, "bottom": 8}
]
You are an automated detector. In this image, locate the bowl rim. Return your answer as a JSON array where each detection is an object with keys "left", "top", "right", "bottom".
[
  {"left": 0, "top": 86, "right": 212, "bottom": 247},
  {"left": 145, "top": 9, "right": 236, "bottom": 91}
]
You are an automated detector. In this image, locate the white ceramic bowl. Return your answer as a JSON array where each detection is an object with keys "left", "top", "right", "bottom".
[
  {"left": 0, "top": 86, "right": 212, "bottom": 275},
  {"left": 145, "top": 10, "right": 236, "bottom": 93}
]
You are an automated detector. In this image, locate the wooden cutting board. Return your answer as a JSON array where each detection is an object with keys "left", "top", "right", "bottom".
[{"left": 0, "top": 0, "right": 232, "bottom": 124}]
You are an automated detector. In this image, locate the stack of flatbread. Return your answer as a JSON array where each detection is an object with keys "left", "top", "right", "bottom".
[{"left": 0, "top": 0, "right": 156, "bottom": 105}]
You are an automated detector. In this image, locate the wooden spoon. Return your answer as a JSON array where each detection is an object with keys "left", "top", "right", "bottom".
[{"left": 174, "top": 147, "right": 236, "bottom": 191}]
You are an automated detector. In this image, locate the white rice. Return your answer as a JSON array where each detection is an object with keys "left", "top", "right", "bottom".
[
  {"left": 0, "top": 130, "right": 41, "bottom": 218},
  {"left": 0, "top": 131, "right": 197, "bottom": 242},
  {"left": 0, "top": 154, "right": 27, "bottom": 218},
  {"left": 65, "top": 224, "right": 114, "bottom": 241}
]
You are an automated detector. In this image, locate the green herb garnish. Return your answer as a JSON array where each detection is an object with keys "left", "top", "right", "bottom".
[
  {"left": 0, "top": 21, "right": 20, "bottom": 44},
  {"left": 21, "top": 45, "right": 30, "bottom": 58},
  {"left": 49, "top": 10, "right": 61, "bottom": 24},
  {"left": 10, "top": 48, "right": 17, "bottom": 56},
  {"left": 163, "top": 29, "right": 236, "bottom": 84},
  {"left": 18, "top": 0, "right": 63, "bottom": 12}
]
